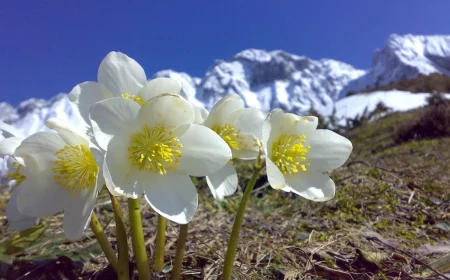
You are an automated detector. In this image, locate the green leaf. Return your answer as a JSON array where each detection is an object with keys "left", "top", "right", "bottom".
[
  {"left": 421, "top": 254, "right": 450, "bottom": 277},
  {"left": 0, "top": 225, "right": 47, "bottom": 256},
  {"left": 435, "top": 221, "right": 450, "bottom": 232},
  {"left": 430, "top": 254, "right": 450, "bottom": 274},
  {"left": 24, "top": 242, "right": 103, "bottom": 263},
  {"left": 356, "top": 249, "right": 388, "bottom": 270}
]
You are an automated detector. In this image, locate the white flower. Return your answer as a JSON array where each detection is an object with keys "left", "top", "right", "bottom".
[
  {"left": 11, "top": 119, "right": 103, "bottom": 240},
  {"left": 262, "top": 109, "right": 352, "bottom": 201},
  {"left": 0, "top": 122, "right": 23, "bottom": 139},
  {"left": 0, "top": 122, "right": 24, "bottom": 158},
  {"left": 202, "top": 94, "right": 268, "bottom": 200},
  {"left": 194, "top": 105, "right": 209, "bottom": 125},
  {"left": 68, "top": 52, "right": 205, "bottom": 131},
  {"left": 0, "top": 122, "right": 37, "bottom": 231},
  {"left": 89, "top": 94, "right": 232, "bottom": 224}
]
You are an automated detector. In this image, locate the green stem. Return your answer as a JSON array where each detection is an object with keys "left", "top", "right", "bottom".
[
  {"left": 110, "top": 194, "right": 130, "bottom": 280},
  {"left": 222, "top": 166, "right": 263, "bottom": 280},
  {"left": 154, "top": 215, "right": 167, "bottom": 272},
  {"left": 128, "top": 198, "right": 150, "bottom": 280},
  {"left": 170, "top": 223, "right": 189, "bottom": 280},
  {"left": 90, "top": 212, "right": 119, "bottom": 272}
]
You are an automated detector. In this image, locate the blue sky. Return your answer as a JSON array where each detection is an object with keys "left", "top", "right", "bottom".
[{"left": 1, "top": 0, "right": 449, "bottom": 106}]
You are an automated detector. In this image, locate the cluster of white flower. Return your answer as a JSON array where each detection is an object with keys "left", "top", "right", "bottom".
[{"left": 0, "top": 52, "right": 352, "bottom": 241}]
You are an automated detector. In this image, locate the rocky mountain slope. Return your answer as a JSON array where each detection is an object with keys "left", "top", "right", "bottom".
[{"left": 1, "top": 33, "right": 450, "bottom": 146}]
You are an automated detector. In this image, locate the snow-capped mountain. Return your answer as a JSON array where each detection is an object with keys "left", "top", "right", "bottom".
[
  {"left": 155, "top": 49, "right": 365, "bottom": 114},
  {"left": 0, "top": 93, "right": 84, "bottom": 137},
  {"left": 2, "top": 33, "right": 450, "bottom": 153},
  {"left": 333, "top": 90, "right": 450, "bottom": 126},
  {"left": 341, "top": 34, "right": 450, "bottom": 97}
]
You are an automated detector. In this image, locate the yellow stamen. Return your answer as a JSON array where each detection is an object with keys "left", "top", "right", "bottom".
[
  {"left": 271, "top": 134, "right": 311, "bottom": 175},
  {"left": 52, "top": 145, "right": 98, "bottom": 195},
  {"left": 7, "top": 161, "right": 25, "bottom": 187},
  {"left": 128, "top": 125, "right": 183, "bottom": 175},
  {"left": 212, "top": 124, "right": 243, "bottom": 150},
  {"left": 122, "top": 93, "right": 145, "bottom": 106}
]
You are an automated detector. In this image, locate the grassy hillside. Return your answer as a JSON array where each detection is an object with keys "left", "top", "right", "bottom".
[
  {"left": 1, "top": 101, "right": 449, "bottom": 279},
  {"left": 347, "top": 73, "right": 450, "bottom": 96}
]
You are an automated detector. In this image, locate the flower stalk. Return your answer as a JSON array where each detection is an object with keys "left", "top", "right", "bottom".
[
  {"left": 154, "top": 215, "right": 167, "bottom": 272},
  {"left": 222, "top": 164, "right": 264, "bottom": 280},
  {"left": 110, "top": 193, "right": 130, "bottom": 280},
  {"left": 170, "top": 223, "right": 189, "bottom": 280},
  {"left": 128, "top": 198, "right": 150, "bottom": 280},
  {"left": 90, "top": 212, "right": 119, "bottom": 272}
]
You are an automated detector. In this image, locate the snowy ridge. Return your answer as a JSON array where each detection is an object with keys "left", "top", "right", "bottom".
[
  {"left": 0, "top": 93, "right": 84, "bottom": 137},
  {"left": 2, "top": 34, "right": 450, "bottom": 175},
  {"left": 332, "top": 90, "right": 450, "bottom": 126},
  {"left": 341, "top": 34, "right": 450, "bottom": 97},
  {"left": 195, "top": 49, "right": 365, "bottom": 114}
]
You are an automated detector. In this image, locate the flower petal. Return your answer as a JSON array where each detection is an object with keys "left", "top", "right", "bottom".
[
  {"left": 267, "top": 108, "right": 284, "bottom": 129},
  {"left": 194, "top": 106, "right": 209, "bottom": 124},
  {"left": 143, "top": 172, "right": 198, "bottom": 224},
  {"left": 234, "top": 108, "right": 268, "bottom": 140},
  {"left": 45, "top": 118, "right": 89, "bottom": 147},
  {"left": 89, "top": 97, "right": 140, "bottom": 150},
  {"left": 104, "top": 134, "right": 142, "bottom": 198},
  {"left": 203, "top": 94, "right": 244, "bottom": 127},
  {"left": 292, "top": 116, "right": 318, "bottom": 138},
  {"left": 261, "top": 115, "right": 272, "bottom": 153},
  {"left": 98, "top": 52, "right": 146, "bottom": 96},
  {"left": 232, "top": 133, "right": 260, "bottom": 160},
  {"left": 138, "top": 94, "right": 195, "bottom": 129},
  {"left": 16, "top": 169, "right": 69, "bottom": 217},
  {"left": 68, "top": 82, "right": 113, "bottom": 125},
  {"left": 206, "top": 163, "right": 238, "bottom": 201},
  {"left": 91, "top": 147, "right": 105, "bottom": 187},
  {"left": 63, "top": 187, "right": 97, "bottom": 240},
  {"left": 6, "top": 187, "right": 37, "bottom": 231},
  {"left": 139, "top": 77, "right": 182, "bottom": 101},
  {"left": 102, "top": 157, "right": 124, "bottom": 197},
  {"left": 307, "top": 129, "right": 353, "bottom": 172},
  {"left": 14, "top": 132, "right": 64, "bottom": 172},
  {"left": 0, "top": 122, "right": 23, "bottom": 138},
  {"left": 176, "top": 124, "right": 232, "bottom": 177},
  {"left": 285, "top": 172, "right": 335, "bottom": 201},
  {"left": 0, "top": 137, "right": 24, "bottom": 157},
  {"left": 271, "top": 111, "right": 317, "bottom": 140},
  {"left": 262, "top": 108, "right": 284, "bottom": 154},
  {"left": 266, "top": 157, "right": 285, "bottom": 190},
  {"left": 6, "top": 156, "right": 19, "bottom": 170}
]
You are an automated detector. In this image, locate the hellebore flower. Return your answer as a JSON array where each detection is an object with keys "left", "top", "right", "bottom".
[
  {"left": 0, "top": 122, "right": 37, "bottom": 231},
  {"left": 262, "top": 109, "right": 352, "bottom": 201},
  {"left": 11, "top": 119, "right": 103, "bottom": 240},
  {"left": 68, "top": 52, "right": 206, "bottom": 132},
  {"left": 89, "top": 94, "right": 231, "bottom": 224},
  {"left": 202, "top": 94, "right": 267, "bottom": 200}
]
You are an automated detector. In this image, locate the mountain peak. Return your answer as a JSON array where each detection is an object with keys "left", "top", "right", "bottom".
[
  {"left": 2, "top": 34, "right": 450, "bottom": 143},
  {"left": 342, "top": 34, "right": 450, "bottom": 97}
]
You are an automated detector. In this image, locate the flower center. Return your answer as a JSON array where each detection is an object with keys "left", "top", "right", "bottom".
[
  {"left": 7, "top": 161, "right": 26, "bottom": 186},
  {"left": 128, "top": 125, "right": 183, "bottom": 175},
  {"left": 52, "top": 145, "right": 98, "bottom": 195},
  {"left": 212, "top": 124, "right": 243, "bottom": 150},
  {"left": 271, "top": 134, "right": 311, "bottom": 175},
  {"left": 122, "top": 93, "right": 145, "bottom": 106}
]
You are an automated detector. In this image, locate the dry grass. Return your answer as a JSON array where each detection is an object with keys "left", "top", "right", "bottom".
[{"left": 1, "top": 103, "right": 450, "bottom": 279}]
